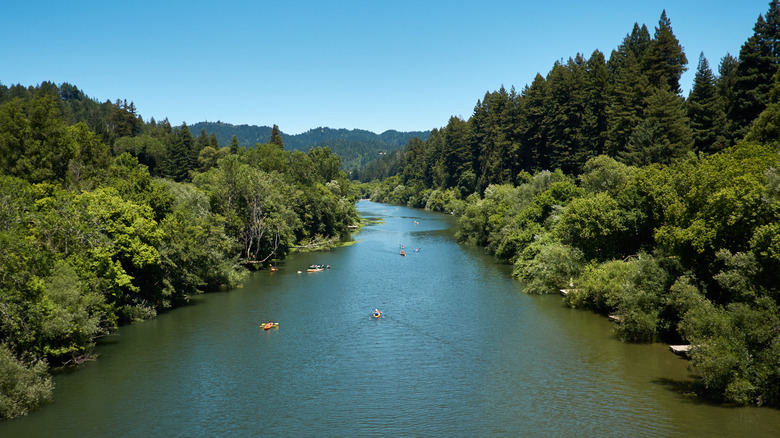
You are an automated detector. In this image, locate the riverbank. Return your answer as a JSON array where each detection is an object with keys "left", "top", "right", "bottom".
[{"left": 5, "top": 201, "right": 779, "bottom": 437}]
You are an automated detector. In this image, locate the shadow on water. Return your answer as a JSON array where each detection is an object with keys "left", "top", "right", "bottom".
[{"left": 651, "top": 377, "right": 698, "bottom": 399}]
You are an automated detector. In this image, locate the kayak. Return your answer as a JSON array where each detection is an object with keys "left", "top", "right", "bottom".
[{"left": 261, "top": 322, "right": 279, "bottom": 330}]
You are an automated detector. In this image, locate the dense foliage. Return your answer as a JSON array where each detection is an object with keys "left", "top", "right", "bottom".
[
  {"left": 363, "top": 5, "right": 780, "bottom": 407},
  {"left": 187, "top": 121, "right": 429, "bottom": 173},
  {"left": 0, "top": 84, "right": 358, "bottom": 419}
]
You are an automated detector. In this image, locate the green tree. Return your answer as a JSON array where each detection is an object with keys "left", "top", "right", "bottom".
[
  {"left": 687, "top": 53, "right": 729, "bottom": 154},
  {"left": 108, "top": 99, "right": 141, "bottom": 140},
  {"left": 112, "top": 134, "right": 166, "bottom": 176},
  {"left": 620, "top": 86, "right": 693, "bottom": 166},
  {"left": 585, "top": 50, "right": 611, "bottom": 159},
  {"left": 0, "top": 96, "right": 74, "bottom": 183},
  {"left": 439, "top": 116, "right": 473, "bottom": 191},
  {"left": 730, "top": 2, "right": 780, "bottom": 138},
  {"left": 606, "top": 50, "right": 650, "bottom": 157},
  {"left": 514, "top": 241, "right": 585, "bottom": 294},
  {"left": 746, "top": 69, "right": 780, "bottom": 144},
  {"left": 472, "top": 86, "right": 521, "bottom": 190},
  {"left": 546, "top": 56, "right": 592, "bottom": 174},
  {"left": 0, "top": 344, "right": 53, "bottom": 420},
  {"left": 229, "top": 134, "right": 240, "bottom": 154},
  {"left": 555, "top": 192, "right": 629, "bottom": 260},
  {"left": 165, "top": 123, "right": 195, "bottom": 182},
  {"left": 607, "top": 23, "right": 651, "bottom": 74},
  {"left": 643, "top": 10, "right": 688, "bottom": 94},
  {"left": 579, "top": 155, "right": 635, "bottom": 197},
  {"left": 270, "top": 124, "right": 284, "bottom": 149},
  {"left": 519, "top": 74, "right": 549, "bottom": 170},
  {"left": 66, "top": 122, "right": 111, "bottom": 188},
  {"left": 717, "top": 53, "right": 740, "bottom": 145},
  {"left": 36, "top": 260, "right": 106, "bottom": 362}
]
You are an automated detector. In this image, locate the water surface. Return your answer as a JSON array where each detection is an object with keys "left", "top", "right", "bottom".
[{"left": 3, "top": 201, "right": 779, "bottom": 437}]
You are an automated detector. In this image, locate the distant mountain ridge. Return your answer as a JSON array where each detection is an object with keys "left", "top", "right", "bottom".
[{"left": 189, "top": 122, "right": 430, "bottom": 170}]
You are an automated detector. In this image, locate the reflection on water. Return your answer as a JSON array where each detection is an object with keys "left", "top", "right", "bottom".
[{"left": 3, "top": 201, "right": 780, "bottom": 437}]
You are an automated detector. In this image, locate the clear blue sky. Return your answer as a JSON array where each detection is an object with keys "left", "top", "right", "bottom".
[{"left": 1, "top": 1, "right": 771, "bottom": 135}]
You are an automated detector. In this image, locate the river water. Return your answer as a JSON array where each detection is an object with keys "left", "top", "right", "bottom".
[{"left": 3, "top": 201, "right": 780, "bottom": 437}]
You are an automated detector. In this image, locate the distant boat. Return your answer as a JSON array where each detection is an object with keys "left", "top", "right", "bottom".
[
  {"left": 261, "top": 322, "right": 279, "bottom": 330},
  {"left": 400, "top": 250, "right": 406, "bottom": 256}
]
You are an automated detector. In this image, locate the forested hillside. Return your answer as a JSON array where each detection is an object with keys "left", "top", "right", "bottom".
[
  {"left": 365, "top": 5, "right": 780, "bottom": 407},
  {"left": 188, "top": 121, "right": 429, "bottom": 171},
  {"left": 0, "top": 83, "right": 359, "bottom": 419}
]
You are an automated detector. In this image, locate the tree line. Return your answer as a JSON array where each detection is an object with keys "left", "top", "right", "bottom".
[
  {"left": 0, "top": 83, "right": 359, "bottom": 418},
  {"left": 187, "top": 121, "right": 430, "bottom": 174},
  {"left": 363, "top": 4, "right": 780, "bottom": 407}
]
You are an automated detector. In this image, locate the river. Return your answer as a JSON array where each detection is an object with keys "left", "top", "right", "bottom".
[{"left": 3, "top": 200, "right": 780, "bottom": 437}]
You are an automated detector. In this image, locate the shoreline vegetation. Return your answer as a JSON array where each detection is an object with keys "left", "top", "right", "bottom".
[
  {"left": 3, "top": 1, "right": 780, "bottom": 420},
  {"left": 0, "top": 86, "right": 359, "bottom": 419},
  {"left": 358, "top": 5, "right": 780, "bottom": 408}
]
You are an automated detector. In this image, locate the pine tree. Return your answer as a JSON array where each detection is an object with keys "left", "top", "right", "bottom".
[
  {"left": 643, "top": 10, "right": 688, "bottom": 94},
  {"left": 270, "top": 124, "right": 284, "bottom": 149},
  {"left": 687, "top": 53, "right": 728, "bottom": 154}
]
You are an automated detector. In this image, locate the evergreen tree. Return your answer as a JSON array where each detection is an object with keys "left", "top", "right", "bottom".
[
  {"left": 585, "top": 50, "right": 611, "bottom": 159},
  {"left": 717, "top": 53, "right": 739, "bottom": 145},
  {"left": 687, "top": 53, "right": 728, "bottom": 154},
  {"left": 270, "top": 124, "right": 284, "bottom": 149},
  {"left": 166, "top": 123, "right": 194, "bottom": 182},
  {"left": 606, "top": 50, "right": 650, "bottom": 157},
  {"left": 440, "top": 116, "right": 473, "bottom": 192},
  {"left": 229, "top": 134, "right": 240, "bottom": 154},
  {"left": 745, "top": 68, "right": 780, "bottom": 143},
  {"left": 472, "top": 86, "right": 520, "bottom": 191},
  {"left": 643, "top": 10, "right": 688, "bottom": 94},
  {"left": 108, "top": 99, "right": 141, "bottom": 140},
  {"left": 519, "top": 74, "right": 549, "bottom": 171},
  {"left": 731, "top": 5, "right": 780, "bottom": 138},
  {"left": 195, "top": 128, "right": 210, "bottom": 151},
  {"left": 608, "top": 23, "right": 651, "bottom": 75},
  {"left": 546, "top": 56, "right": 591, "bottom": 174},
  {"left": 620, "top": 86, "right": 693, "bottom": 166}
]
